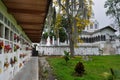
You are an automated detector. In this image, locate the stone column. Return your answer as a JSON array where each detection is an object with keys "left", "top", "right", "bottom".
[
  {"left": 52, "top": 36, "right": 54, "bottom": 45},
  {"left": 57, "top": 37, "right": 60, "bottom": 45}
]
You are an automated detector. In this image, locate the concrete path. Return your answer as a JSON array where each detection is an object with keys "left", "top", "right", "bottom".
[{"left": 13, "top": 57, "right": 38, "bottom": 80}]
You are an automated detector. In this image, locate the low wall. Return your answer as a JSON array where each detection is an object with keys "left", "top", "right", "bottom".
[
  {"left": 38, "top": 45, "right": 100, "bottom": 56},
  {"left": 116, "top": 46, "right": 120, "bottom": 54}
]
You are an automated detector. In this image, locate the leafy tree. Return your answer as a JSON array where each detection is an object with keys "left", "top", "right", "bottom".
[
  {"left": 59, "top": 28, "right": 67, "bottom": 42},
  {"left": 104, "top": 0, "right": 120, "bottom": 27},
  {"left": 42, "top": 32, "right": 48, "bottom": 40},
  {"left": 54, "top": 14, "right": 68, "bottom": 43},
  {"left": 54, "top": 13, "right": 62, "bottom": 43},
  {"left": 53, "top": 0, "right": 93, "bottom": 57}
]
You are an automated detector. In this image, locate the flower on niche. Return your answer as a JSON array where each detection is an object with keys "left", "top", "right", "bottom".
[
  {"left": 0, "top": 41, "right": 4, "bottom": 50},
  {"left": 14, "top": 34, "right": 17, "bottom": 40},
  {"left": 14, "top": 44, "right": 19, "bottom": 51},
  {"left": 4, "top": 45, "right": 11, "bottom": 53},
  {"left": 14, "top": 34, "right": 19, "bottom": 41},
  {"left": 4, "top": 58, "right": 9, "bottom": 68}
]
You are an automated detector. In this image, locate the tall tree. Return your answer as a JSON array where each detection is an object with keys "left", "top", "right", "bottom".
[
  {"left": 54, "top": 0, "right": 93, "bottom": 57},
  {"left": 104, "top": 0, "right": 120, "bottom": 28}
]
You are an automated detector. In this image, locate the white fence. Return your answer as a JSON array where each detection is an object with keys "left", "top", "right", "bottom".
[{"left": 38, "top": 45, "right": 100, "bottom": 56}]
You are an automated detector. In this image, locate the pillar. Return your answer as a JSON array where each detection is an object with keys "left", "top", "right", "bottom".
[{"left": 52, "top": 36, "right": 55, "bottom": 45}]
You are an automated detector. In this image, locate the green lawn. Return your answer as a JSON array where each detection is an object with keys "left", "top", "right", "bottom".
[{"left": 47, "top": 55, "right": 120, "bottom": 80}]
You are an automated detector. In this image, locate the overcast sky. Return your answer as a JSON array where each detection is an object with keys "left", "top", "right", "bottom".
[{"left": 93, "top": 0, "right": 113, "bottom": 28}]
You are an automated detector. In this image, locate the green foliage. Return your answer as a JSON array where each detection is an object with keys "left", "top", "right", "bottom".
[
  {"left": 74, "top": 61, "right": 85, "bottom": 76},
  {"left": 59, "top": 28, "right": 67, "bottom": 42},
  {"left": 42, "top": 32, "right": 48, "bottom": 40},
  {"left": 54, "top": 15, "right": 68, "bottom": 42},
  {"left": 64, "top": 51, "right": 70, "bottom": 63},
  {"left": 107, "top": 68, "right": 120, "bottom": 80},
  {"left": 102, "top": 68, "right": 120, "bottom": 80},
  {"left": 49, "top": 30, "right": 55, "bottom": 40},
  {"left": 104, "top": 0, "right": 120, "bottom": 26},
  {"left": 47, "top": 55, "right": 120, "bottom": 80},
  {"left": 53, "top": 0, "right": 93, "bottom": 56},
  {"left": 61, "top": 16, "right": 69, "bottom": 32}
]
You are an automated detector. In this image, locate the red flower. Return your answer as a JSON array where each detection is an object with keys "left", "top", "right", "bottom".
[{"left": 5, "top": 45, "right": 11, "bottom": 51}]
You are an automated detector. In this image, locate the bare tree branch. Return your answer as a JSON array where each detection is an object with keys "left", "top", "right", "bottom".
[{"left": 57, "top": 0, "right": 67, "bottom": 13}]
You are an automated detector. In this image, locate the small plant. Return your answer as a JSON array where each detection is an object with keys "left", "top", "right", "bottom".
[
  {"left": 102, "top": 68, "right": 120, "bottom": 80},
  {"left": 64, "top": 51, "right": 70, "bottom": 63},
  {"left": 74, "top": 61, "right": 85, "bottom": 76}
]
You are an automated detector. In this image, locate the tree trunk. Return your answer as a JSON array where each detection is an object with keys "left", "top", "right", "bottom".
[
  {"left": 68, "top": 28, "right": 75, "bottom": 57},
  {"left": 69, "top": 35, "right": 74, "bottom": 57}
]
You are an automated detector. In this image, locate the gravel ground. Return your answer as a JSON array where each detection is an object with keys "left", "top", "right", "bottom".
[{"left": 39, "top": 57, "right": 56, "bottom": 80}]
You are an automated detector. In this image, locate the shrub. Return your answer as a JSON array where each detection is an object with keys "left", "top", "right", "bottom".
[
  {"left": 74, "top": 61, "right": 85, "bottom": 76},
  {"left": 64, "top": 51, "right": 70, "bottom": 63}
]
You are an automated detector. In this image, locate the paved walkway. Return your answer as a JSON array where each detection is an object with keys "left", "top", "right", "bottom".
[{"left": 13, "top": 57, "right": 38, "bottom": 80}]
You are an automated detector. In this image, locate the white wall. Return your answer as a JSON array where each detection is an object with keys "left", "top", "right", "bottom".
[{"left": 38, "top": 46, "right": 100, "bottom": 56}]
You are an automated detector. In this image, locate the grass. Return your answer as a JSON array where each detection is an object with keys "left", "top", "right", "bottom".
[{"left": 47, "top": 55, "right": 120, "bottom": 80}]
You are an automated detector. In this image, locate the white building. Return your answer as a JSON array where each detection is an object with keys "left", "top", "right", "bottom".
[
  {"left": 79, "top": 20, "right": 117, "bottom": 55},
  {"left": 39, "top": 20, "right": 120, "bottom": 55}
]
